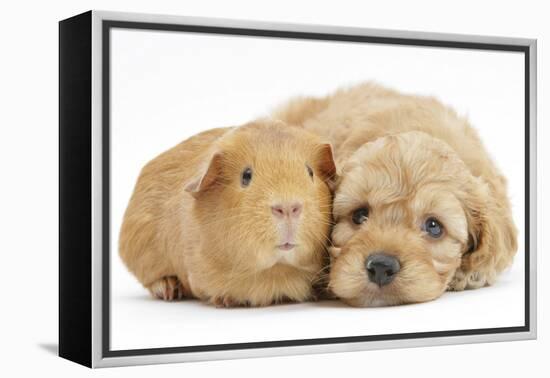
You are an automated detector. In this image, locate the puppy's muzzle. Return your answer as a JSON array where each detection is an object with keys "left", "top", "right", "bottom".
[{"left": 365, "top": 253, "right": 401, "bottom": 287}]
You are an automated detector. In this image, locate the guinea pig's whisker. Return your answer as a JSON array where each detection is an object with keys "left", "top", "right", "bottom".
[
  {"left": 313, "top": 219, "right": 336, "bottom": 226},
  {"left": 311, "top": 265, "right": 331, "bottom": 280},
  {"left": 305, "top": 225, "right": 334, "bottom": 241},
  {"left": 308, "top": 230, "right": 333, "bottom": 243}
]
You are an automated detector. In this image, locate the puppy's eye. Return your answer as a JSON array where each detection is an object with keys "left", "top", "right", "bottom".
[
  {"left": 241, "top": 167, "right": 253, "bottom": 187},
  {"left": 306, "top": 164, "right": 314, "bottom": 180},
  {"left": 424, "top": 217, "right": 443, "bottom": 238},
  {"left": 352, "top": 207, "right": 369, "bottom": 225}
]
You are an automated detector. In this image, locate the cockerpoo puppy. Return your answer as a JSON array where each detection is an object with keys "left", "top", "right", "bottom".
[{"left": 274, "top": 82, "right": 518, "bottom": 307}]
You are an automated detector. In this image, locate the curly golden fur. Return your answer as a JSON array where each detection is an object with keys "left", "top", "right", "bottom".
[
  {"left": 274, "top": 82, "right": 518, "bottom": 307},
  {"left": 119, "top": 120, "right": 336, "bottom": 307}
]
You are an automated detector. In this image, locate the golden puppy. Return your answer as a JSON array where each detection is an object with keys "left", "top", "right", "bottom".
[{"left": 274, "top": 83, "right": 518, "bottom": 306}]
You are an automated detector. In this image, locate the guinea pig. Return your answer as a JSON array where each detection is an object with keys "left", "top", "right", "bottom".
[
  {"left": 274, "top": 82, "right": 518, "bottom": 307},
  {"left": 119, "top": 119, "right": 337, "bottom": 307}
]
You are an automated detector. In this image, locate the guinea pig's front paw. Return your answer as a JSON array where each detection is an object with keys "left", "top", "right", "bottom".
[
  {"left": 211, "top": 295, "right": 245, "bottom": 308},
  {"left": 148, "top": 276, "right": 187, "bottom": 301}
]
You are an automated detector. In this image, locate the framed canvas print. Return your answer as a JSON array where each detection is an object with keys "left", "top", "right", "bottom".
[{"left": 59, "top": 10, "right": 537, "bottom": 368}]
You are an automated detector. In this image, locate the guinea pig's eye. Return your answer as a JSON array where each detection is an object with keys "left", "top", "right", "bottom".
[
  {"left": 241, "top": 167, "right": 253, "bottom": 187},
  {"left": 424, "top": 217, "right": 443, "bottom": 238},
  {"left": 352, "top": 207, "right": 369, "bottom": 225},
  {"left": 306, "top": 164, "right": 314, "bottom": 180}
]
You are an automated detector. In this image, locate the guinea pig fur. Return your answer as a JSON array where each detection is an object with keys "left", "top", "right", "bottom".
[
  {"left": 119, "top": 120, "right": 337, "bottom": 307},
  {"left": 274, "top": 82, "right": 518, "bottom": 307}
]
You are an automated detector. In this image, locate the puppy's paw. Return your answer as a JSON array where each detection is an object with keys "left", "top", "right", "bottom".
[
  {"left": 211, "top": 295, "right": 243, "bottom": 308},
  {"left": 148, "top": 276, "right": 188, "bottom": 301},
  {"left": 448, "top": 269, "right": 491, "bottom": 291}
]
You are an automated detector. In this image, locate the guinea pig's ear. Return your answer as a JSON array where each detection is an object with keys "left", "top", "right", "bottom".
[
  {"left": 315, "top": 143, "right": 338, "bottom": 191},
  {"left": 451, "top": 175, "right": 518, "bottom": 290},
  {"left": 185, "top": 152, "right": 223, "bottom": 198}
]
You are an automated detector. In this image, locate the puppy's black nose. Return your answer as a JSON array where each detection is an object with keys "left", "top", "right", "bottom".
[{"left": 365, "top": 253, "right": 400, "bottom": 287}]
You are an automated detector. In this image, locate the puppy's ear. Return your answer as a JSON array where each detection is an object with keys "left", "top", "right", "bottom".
[
  {"left": 185, "top": 152, "right": 223, "bottom": 198},
  {"left": 315, "top": 143, "right": 339, "bottom": 191},
  {"left": 452, "top": 175, "right": 518, "bottom": 290}
]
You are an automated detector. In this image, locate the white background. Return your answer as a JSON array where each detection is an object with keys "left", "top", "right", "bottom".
[
  {"left": 0, "top": 0, "right": 547, "bottom": 377},
  {"left": 110, "top": 27, "right": 525, "bottom": 350}
]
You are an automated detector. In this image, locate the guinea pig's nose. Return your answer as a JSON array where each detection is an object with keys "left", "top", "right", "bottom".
[
  {"left": 271, "top": 202, "right": 303, "bottom": 219},
  {"left": 365, "top": 253, "right": 400, "bottom": 287}
]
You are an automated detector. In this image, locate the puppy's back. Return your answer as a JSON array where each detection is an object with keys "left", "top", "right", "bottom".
[{"left": 275, "top": 83, "right": 495, "bottom": 179}]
